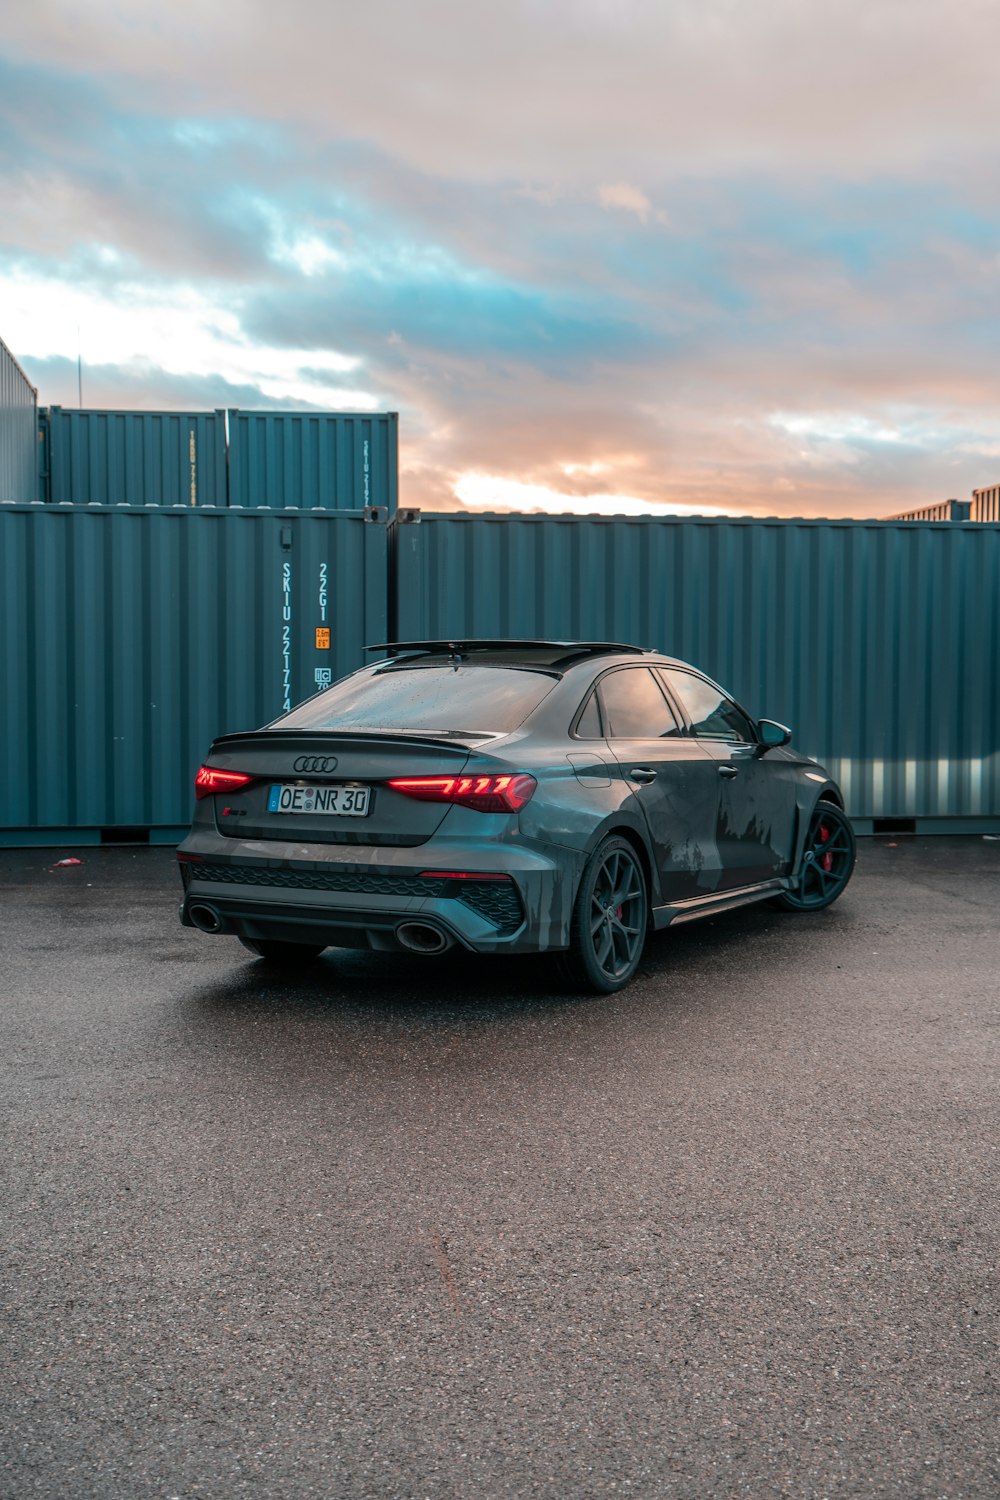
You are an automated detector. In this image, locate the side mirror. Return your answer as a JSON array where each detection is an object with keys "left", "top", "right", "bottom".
[{"left": 757, "top": 718, "right": 792, "bottom": 751}]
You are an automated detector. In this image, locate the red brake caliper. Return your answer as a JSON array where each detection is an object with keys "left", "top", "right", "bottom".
[{"left": 818, "top": 822, "right": 833, "bottom": 871}]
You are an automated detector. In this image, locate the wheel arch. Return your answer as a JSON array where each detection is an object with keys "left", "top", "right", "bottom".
[
  {"left": 576, "top": 818, "right": 659, "bottom": 916},
  {"left": 777, "top": 793, "right": 856, "bottom": 912},
  {"left": 790, "top": 783, "right": 848, "bottom": 875}
]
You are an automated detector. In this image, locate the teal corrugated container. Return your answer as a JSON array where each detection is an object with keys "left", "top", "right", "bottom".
[
  {"left": 42, "top": 407, "right": 228, "bottom": 506},
  {"left": 227, "top": 410, "right": 399, "bottom": 511},
  {"left": 0, "top": 336, "right": 37, "bottom": 503},
  {"left": 0, "top": 505, "right": 389, "bottom": 838},
  {"left": 391, "top": 511, "right": 1000, "bottom": 828}
]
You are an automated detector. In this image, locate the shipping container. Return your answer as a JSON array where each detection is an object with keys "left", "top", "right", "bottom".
[
  {"left": 972, "top": 486, "right": 1000, "bottom": 523},
  {"left": 392, "top": 511, "right": 1000, "bottom": 830},
  {"left": 5, "top": 505, "right": 998, "bottom": 842},
  {"left": 227, "top": 410, "right": 399, "bottom": 512},
  {"left": 0, "top": 336, "right": 37, "bottom": 503},
  {"left": 887, "top": 499, "right": 971, "bottom": 522},
  {"left": 42, "top": 407, "right": 228, "bottom": 506},
  {"left": 0, "top": 505, "right": 389, "bottom": 840}
]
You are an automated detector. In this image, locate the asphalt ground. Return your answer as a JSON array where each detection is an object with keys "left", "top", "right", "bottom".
[{"left": 0, "top": 838, "right": 997, "bottom": 1500}]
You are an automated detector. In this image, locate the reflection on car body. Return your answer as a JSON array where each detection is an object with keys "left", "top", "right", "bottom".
[{"left": 177, "top": 640, "right": 856, "bottom": 993}]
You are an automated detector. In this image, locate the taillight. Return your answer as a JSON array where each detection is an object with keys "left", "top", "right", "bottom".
[
  {"left": 387, "top": 773, "right": 537, "bottom": 813},
  {"left": 194, "top": 766, "right": 254, "bottom": 800}
]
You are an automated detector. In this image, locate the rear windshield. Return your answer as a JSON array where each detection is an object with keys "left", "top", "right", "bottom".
[{"left": 275, "top": 665, "right": 557, "bottom": 735}]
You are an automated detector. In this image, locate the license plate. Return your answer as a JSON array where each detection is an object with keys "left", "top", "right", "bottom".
[{"left": 267, "top": 783, "right": 371, "bottom": 817}]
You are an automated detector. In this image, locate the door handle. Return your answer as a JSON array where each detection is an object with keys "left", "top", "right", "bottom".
[
  {"left": 629, "top": 767, "right": 658, "bottom": 783},
  {"left": 718, "top": 765, "right": 739, "bottom": 778}
]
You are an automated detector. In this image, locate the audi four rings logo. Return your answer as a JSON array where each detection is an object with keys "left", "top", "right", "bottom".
[{"left": 293, "top": 754, "right": 339, "bottom": 774}]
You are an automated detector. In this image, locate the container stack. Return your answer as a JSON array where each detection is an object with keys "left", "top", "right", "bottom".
[{"left": 36, "top": 406, "right": 399, "bottom": 512}]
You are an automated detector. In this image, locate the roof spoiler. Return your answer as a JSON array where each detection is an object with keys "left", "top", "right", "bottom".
[{"left": 367, "top": 639, "right": 652, "bottom": 658}]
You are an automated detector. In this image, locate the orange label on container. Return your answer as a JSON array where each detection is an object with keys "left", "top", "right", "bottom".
[{"left": 315, "top": 628, "right": 331, "bottom": 649}]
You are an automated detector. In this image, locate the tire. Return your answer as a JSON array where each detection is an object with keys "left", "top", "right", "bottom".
[
  {"left": 772, "top": 801, "right": 856, "bottom": 912},
  {"left": 558, "top": 836, "right": 648, "bottom": 993},
  {"left": 238, "top": 937, "right": 327, "bottom": 964}
]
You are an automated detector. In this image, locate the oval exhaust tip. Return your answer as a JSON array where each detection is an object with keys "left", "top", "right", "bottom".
[
  {"left": 395, "top": 922, "right": 451, "bottom": 955},
  {"left": 188, "top": 903, "right": 224, "bottom": 935}
]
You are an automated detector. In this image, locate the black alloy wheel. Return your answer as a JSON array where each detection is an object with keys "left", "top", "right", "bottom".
[
  {"left": 238, "top": 937, "right": 327, "bottom": 964},
  {"left": 773, "top": 801, "right": 856, "bottom": 911},
  {"left": 561, "top": 835, "right": 648, "bottom": 993}
]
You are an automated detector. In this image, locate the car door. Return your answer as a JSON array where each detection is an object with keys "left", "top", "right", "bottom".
[
  {"left": 657, "top": 667, "right": 795, "bottom": 889},
  {"left": 594, "top": 666, "right": 724, "bottom": 902}
]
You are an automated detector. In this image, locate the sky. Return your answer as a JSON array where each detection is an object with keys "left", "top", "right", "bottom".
[{"left": 4, "top": 0, "right": 1000, "bottom": 518}]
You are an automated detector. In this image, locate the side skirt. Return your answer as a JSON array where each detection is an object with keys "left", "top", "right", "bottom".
[{"left": 652, "top": 879, "right": 788, "bottom": 930}]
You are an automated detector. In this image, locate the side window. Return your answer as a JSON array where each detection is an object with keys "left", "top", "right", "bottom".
[
  {"left": 660, "top": 669, "right": 755, "bottom": 743},
  {"left": 598, "top": 668, "right": 682, "bottom": 739},
  {"left": 573, "top": 690, "right": 603, "bottom": 739}
]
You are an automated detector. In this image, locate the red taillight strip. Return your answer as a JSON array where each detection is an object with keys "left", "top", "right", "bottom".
[
  {"left": 419, "top": 871, "right": 513, "bottom": 882},
  {"left": 194, "top": 766, "right": 254, "bottom": 800},
  {"left": 387, "top": 773, "right": 536, "bottom": 813},
  {"left": 389, "top": 775, "right": 459, "bottom": 797}
]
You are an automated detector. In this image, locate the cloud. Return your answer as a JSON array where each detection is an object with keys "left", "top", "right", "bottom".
[
  {"left": 0, "top": 57, "right": 288, "bottom": 282},
  {"left": 6, "top": 1, "right": 1000, "bottom": 184},
  {"left": 455, "top": 473, "right": 743, "bottom": 517},
  {"left": 2, "top": 262, "right": 370, "bottom": 408},
  {"left": 598, "top": 182, "right": 654, "bottom": 223},
  {"left": 18, "top": 354, "right": 315, "bottom": 413},
  {"left": 3, "top": 6, "right": 1000, "bottom": 520}
]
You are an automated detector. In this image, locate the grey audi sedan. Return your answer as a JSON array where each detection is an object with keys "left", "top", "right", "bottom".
[{"left": 177, "top": 640, "right": 855, "bottom": 992}]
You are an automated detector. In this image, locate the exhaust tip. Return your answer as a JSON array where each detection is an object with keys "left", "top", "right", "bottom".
[
  {"left": 188, "top": 902, "right": 225, "bottom": 935},
  {"left": 395, "top": 921, "right": 452, "bottom": 955}
]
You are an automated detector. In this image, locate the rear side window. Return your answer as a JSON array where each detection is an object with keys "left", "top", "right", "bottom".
[
  {"left": 598, "top": 668, "right": 681, "bottom": 739},
  {"left": 659, "top": 668, "right": 755, "bottom": 742},
  {"left": 275, "top": 665, "right": 557, "bottom": 735},
  {"left": 573, "top": 690, "right": 603, "bottom": 739}
]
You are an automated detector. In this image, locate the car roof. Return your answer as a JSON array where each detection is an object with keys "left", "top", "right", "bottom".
[{"left": 367, "top": 639, "right": 655, "bottom": 671}]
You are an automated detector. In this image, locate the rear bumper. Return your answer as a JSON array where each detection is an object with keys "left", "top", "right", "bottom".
[{"left": 176, "top": 832, "right": 582, "bottom": 955}]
